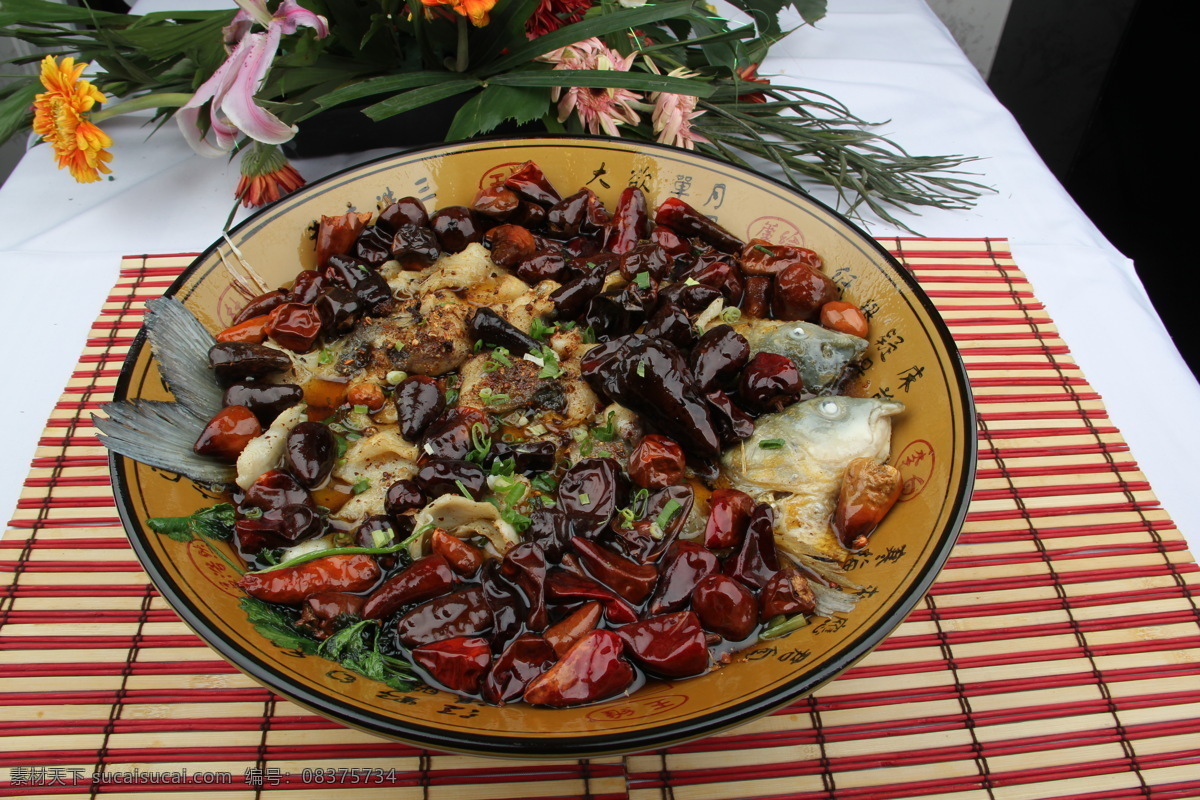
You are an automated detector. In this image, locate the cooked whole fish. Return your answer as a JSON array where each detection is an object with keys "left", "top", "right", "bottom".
[{"left": 720, "top": 396, "right": 904, "bottom": 566}]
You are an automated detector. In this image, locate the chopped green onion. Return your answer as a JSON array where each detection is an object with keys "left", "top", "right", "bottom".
[
  {"left": 537, "top": 346, "right": 562, "bottom": 379},
  {"left": 579, "top": 492, "right": 591, "bottom": 506},
  {"left": 527, "top": 422, "right": 548, "bottom": 436},
  {"left": 581, "top": 326, "right": 597, "bottom": 344},
  {"left": 754, "top": 244, "right": 775, "bottom": 256},
  {"left": 318, "top": 348, "right": 334, "bottom": 365},
  {"left": 492, "top": 348, "right": 512, "bottom": 367},
  {"left": 759, "top": 614, "right": 809, "bottom": 640},
  {"left": 467, "top": 422, "right": 492, "bottom": 464},
  {"left": 530, "top": 318, "right": 555, "bottom": 341},
  {"left": 758, "top": 439, "right": 786, "bottom": 450},
  {"left": 386, "top": 370, "right": 407, "bottom": 385},
  {"left": 353, "top": 404, "right": 369, "bottom": 415},
  {"left": 455, "top": 479, "right": 474, "bottom": 499},
  {"left": 636, "top": 360, "right": 646, "bottom": 378},
  {"left": 473, "top": 338, "right": 485, "bottom": 352},
  {"left": 370, "top": 526, "right": 393, "bottom": 549},
  {"left": 634, "top": 271, "right": 651, "bottom": 289},
  {"left": 632, "top": 487, "right": 651, "bottom": 516},
  {"left": 352, "top": 477, "right": 371, "bottom": 494},
  {"left": 655, "top": 498, "right": 683, "bottom": 530},
  {"left": 684, "top": 277, "right": 700, "bottom": 286},
  {"left": 530, "top": 473, "right": 557, "bottom": 493},
  {"left": 720, "top": 307, "right": 742, "bottom": 323},
  {"left": 592, "top": 410, "right": 618, "bottom": 442},
  {"left": 480, "top": 388, "right": 510, "bottom": 406}
]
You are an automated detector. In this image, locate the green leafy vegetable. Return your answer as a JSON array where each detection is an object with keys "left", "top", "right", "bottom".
[
  {"left": 239, "top": 596, "right": 319, "bottom": 654},
  {"left": 147, "top": 503, "right": 236, "bottom": 543},
  {"left": 317, "top": 619, "right": 419, "bottom": 691}
]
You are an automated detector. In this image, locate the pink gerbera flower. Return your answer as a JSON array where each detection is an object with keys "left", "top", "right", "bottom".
[
  {"left": 650, "top": 67, "right": 708, "bottom": 150},
  {"left": 539, "top": 38, "right": 642, "bottom": 137}
]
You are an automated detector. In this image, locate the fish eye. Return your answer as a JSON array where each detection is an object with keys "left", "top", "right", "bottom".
[
  {"left": 817, "top": 398, "right": 844, "bottom": 419},
  {"left": 787, "top": 325, "right": 809, "bottom": 341}
]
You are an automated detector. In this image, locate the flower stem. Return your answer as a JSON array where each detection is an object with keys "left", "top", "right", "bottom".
[
  {"left": 91, "top": 92, "right": 193, "bottom": 123},
  {"left": 454, "top": 15, "right": 469, "bottom": 72}
]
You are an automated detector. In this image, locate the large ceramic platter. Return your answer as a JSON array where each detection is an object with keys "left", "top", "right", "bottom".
[{"left": 110, "top": 136, "right": 975, "bottom": 757}]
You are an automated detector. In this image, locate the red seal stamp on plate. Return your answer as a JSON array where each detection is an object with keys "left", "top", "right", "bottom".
[
  {"left": 746, "top": 216, "right": 806, "bottom": 247},
  {"left": 187, "top": 539, "right": 241, "bottom": 597},
  {"left": 215, "top": 283, "right": 247, "bottom": 328},
  {"left": 586, "top": 694, "right": 687, "bottom": 722},
  {"left": 894, "top": 439, "right": 935, "bottom": 502},
  {"left": 479, "top": 162, "right": 523, "bottom": 190}
]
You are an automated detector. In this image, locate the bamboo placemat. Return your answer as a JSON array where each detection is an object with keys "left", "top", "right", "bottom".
[{"left": 2, "top": 238, "right": 1197, "bottom": 799}]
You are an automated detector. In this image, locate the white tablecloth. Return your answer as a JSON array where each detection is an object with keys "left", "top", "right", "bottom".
[{"left": 2, "top": 0, "right": 1196, "bottom": 550}]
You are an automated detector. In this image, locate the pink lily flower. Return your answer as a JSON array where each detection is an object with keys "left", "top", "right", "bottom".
[{"left": 177, "top": 0, "right": 328, "bottom": 156}]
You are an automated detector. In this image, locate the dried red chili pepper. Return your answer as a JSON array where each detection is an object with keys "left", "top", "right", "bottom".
[
  {"left": 543, "top": 601, "right": 602, "bottom": 657},
  {"left": 194, "top": 405, "right": 261, "bottom": 461},
  {"left": 503, "top": 161, "right": 562, "bottom": 206},
  {"left": 833, "top": 458, "right": 903, "bottom": 550},
  {"left": 739, "top": 239, "right": 823, "bottom": 276},
  {"left": 703, "top": 489, "right": 756, "bottom": 550},
  {"left": 723, "top": 503, "right": 781, "bottom": 590},
  {"left": 740, "top": 275, "right": 773, "bottom": 318},
  {"left": 647, "top": 540, "right": 719, "bottom": 615},
  {"left": 483, "top": 633, "right": 558, "bottom": 705},
  {"left": 772, "top": 261, "right": 838, "bottom": 322},
  {"left": 547, "top": 188, "right": 609, "bottom": 238},
  {"left": 603, "top": 186, "right": 649, "bottom": 254},
  {"left": 523, "top": 629, "right": 635, "bottom": 707},
  {"left": 316, "top": 211, "right": 372, "bottom": 267},
  {"left": 361, "top": 554, "right": 456, "bottom": 620},
  {"left": 395, "top": 585, "right": 494, "bottom": 647},
  {"left": 692, "top": 574, "right": 757, "bottom": 641},
  {"left": 430, "top": 530, "right": 485, "bottom": 577},
  {"left": 471, "top": 186, "right": 520, "bottom": 221},
  {"left": 412, "top": 636, "right": 491, "bottom": 695},
  {"left": 616, "top": 611, "right": 709, "bottom": 678},
  {"left": 654, "top": 197, "right": 743, "bottom": 253},
  {"left": 545, "top": 569, "right": 638, "bottom": 624},
  {"left": 215, "top": 315, "right": 270, "bottom": 344},
  {"left": 237, "top": 554, "right": 381, "bottom": 605},
  {"left": 627, "top": 434, "right": 687, "bottom": 489},
  {"left": 501, "top": 542, "right": 550, "bottom": 631},
  {"left": 820, "top": 300, "right": 870, "bottom": 339},
  {"left": 232, "top": 288, "right": 288, "bottom": 326},
  {"left": 264, "top": 301, "right": 322, "bottom": 353},
  {"left": 570, "top": 537, "right": 659, "bottom": 605},
  {"left": 759, "top": 568, "right": 816, "bottom": 621}
]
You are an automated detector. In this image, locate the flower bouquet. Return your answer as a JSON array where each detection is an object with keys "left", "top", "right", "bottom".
[{"left": 0, "top": 0, "right": 984, "bottom": 224}]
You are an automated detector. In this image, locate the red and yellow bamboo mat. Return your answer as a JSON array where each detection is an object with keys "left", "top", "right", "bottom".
[{"left": 2, "top": 239, "right": 1198, "bottom": 799}]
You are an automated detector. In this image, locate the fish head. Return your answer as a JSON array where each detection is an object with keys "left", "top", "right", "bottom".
[
  {"left": 722, "top": 396, "right": 904, "bottom": 495},
  {"left": 736, "top": 320, "right": 868, "bottom": 393}
]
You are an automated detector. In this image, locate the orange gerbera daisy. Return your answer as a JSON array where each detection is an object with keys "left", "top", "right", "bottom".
[
  {"left": 235, "top": 143, "right": 305, "bottom": 207},
  {"left": 31, "top": 55, "right": 114, "bottom": 183},
  {"left": 421, "top": 0, "right": 496, "bottom": 27}
]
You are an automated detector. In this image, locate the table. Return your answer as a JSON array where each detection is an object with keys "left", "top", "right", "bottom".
[{"left": 3, "top": 1, "right": 1195, "bottom": 554}]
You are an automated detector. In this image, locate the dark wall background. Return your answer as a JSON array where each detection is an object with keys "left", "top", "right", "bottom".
[{"left": 988, "top": 0, "right": 1196, "bottom": 378}]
